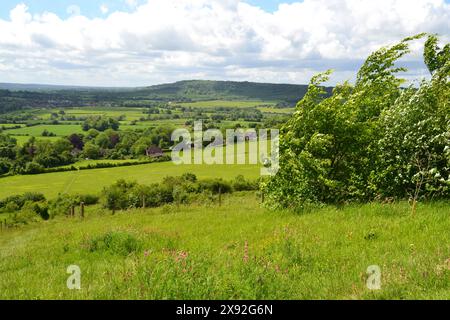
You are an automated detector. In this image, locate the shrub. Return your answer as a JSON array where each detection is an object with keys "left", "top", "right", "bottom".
[
  {"left": 48, "top": 195, "right": 79, "bottom": 218},
  {"left": 71, "top": 194, "right": 100, "bottom": 206},
  {"left": 102, "top": 180, "right": 137, "bottom": 211},
  {"left": 0, "top": 192, "right": 46, "bottom": 212},
  {"left": 197, "top": 179, "right": 232, "bottom": 194},
  {"left": 23, "top": 162, "right": 45, "bottom": 174},
  {"left": 232, "top": 175, "right": 259, "bottom": 191}
]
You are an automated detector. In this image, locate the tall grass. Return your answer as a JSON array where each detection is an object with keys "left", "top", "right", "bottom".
[{"left": 0, "top": 193, "right": 448, "bottom": 299}]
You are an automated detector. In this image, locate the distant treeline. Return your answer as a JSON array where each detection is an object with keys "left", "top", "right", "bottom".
[{"left": 0, "top": 80, "right": 333, "bottom": 114}]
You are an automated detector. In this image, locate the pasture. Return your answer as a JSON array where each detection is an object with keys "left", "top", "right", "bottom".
[
  {"left": 0, "top": 193, "right": 448, "bottom": 299},
  {"left": 0, "top": 162, "right": 261, "bottom": 199},
  {"left": 10, "top": 135, "right": 61, "bottom": 145},
  {"left": 178, "top": 100, "right": 275, "bottom": 108},
  {"left": 6, "top": 124, "right": 83, "bottom": 137}
]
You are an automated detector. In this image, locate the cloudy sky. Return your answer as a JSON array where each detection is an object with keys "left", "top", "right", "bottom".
[{"left": 0, "top": 0, "right": 449, "bottom": 87}]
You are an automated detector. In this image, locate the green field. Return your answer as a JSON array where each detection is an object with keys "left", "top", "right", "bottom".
[
  {"left": 6, "top": 124, "right": 83, "bottom": 137},
  {"left": 0, "top": 162, "right": 260, "bottom": 199},
  {"left": 32, "top": 107, "right": 146, "bottom": 122},
  {"left": 178, "top": 100, "right": 275, "bottom": 108},
  {"left": 58, "top": 159, "right": 142, "bottom": 169},
  {"left": 258, "top": 107, "right": 295, "bottom": 114},
  {"left": 0, "top": 193, "right": 448, "bottom": 299},
  {"left": 10, "top": 135, "right": 61, "bottom": 145}
]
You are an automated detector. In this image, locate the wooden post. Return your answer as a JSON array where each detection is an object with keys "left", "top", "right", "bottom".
[
  {"left": 142, "top": 195, "right": 146, "bottom": 209},
  {"left": 261, "top": 191, "right": 264, "bottom": 203},
  {"left": 218, "top": 187, "right": 222, "bottom": 207},
  {"left": 70, "top": 206, "right": 75, "bottom": 217},
  {"left": 80, "top": 202, "right": 85, "bottom": 218}
]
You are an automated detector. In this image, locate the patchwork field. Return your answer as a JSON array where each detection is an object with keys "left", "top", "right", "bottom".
[{"left": 0, "top": 193, "right": 448, "bottom": 299}]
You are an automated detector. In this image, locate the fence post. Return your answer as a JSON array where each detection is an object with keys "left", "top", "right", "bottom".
[
  {"left": 261, "top": 191, "right": 265, "bottom": 204},
  {"left": 70, "top": 206, "right": 75, "bottom": 217},
  {"left": 142, "top": 195, "right": 146, "bottom": 209},
  {"left": 80, "top": 202, "right": 85, "bottom": 218},
  {"left": 218, "top": 187, "right": 222, "bottom": 207}
]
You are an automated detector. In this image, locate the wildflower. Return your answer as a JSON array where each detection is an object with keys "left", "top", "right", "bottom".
[{"left": 243, "top": 241, "right": 249, "bottom": 263}]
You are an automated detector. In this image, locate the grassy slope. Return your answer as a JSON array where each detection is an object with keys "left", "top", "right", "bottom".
[
  {"left": 0, "top": 193, "right": 448, "bottom": 299},
  {"left": 0, "top": 162, "right": 260, "bottom": 199}
]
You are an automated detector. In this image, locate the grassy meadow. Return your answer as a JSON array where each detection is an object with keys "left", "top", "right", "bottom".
[
  {"left": 0, "top": 192, "right": 448, "bottom": 299},
  {"left": 0, "top": 162, "right": 260, "bottom": 199},
  {"left": 6, "top": 124, "right": 84, "bottom": 136},
  {"left": 178, "top": 100, "right": 275, "bottom": 108}
]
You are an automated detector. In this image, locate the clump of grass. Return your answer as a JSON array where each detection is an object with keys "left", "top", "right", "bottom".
[{"left": 82, "top": 231, "right": 142, "bottom": 256}]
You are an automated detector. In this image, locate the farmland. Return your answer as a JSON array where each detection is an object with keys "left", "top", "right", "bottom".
[
  {"left": 6, "top": 124, "right": 84, "bottom": 136},
  {"left": 0, "top": 162, "right": 260, "bottom": 199}
]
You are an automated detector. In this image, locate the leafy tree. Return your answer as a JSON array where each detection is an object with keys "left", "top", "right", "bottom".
[
  {"left": 68, "top": 133, "right": 84, "bottom": 150},
  {"left": 82, "top": 142, "right": 101, "bottom": 159},
  {"left": 82, "top": 116, "right": 119, "bottom": 132},
  {"left": 264, "top": 33, "right": 449, "bottom": 209},
  {"left": 0, "top": 134, "right": 17, "bottom": 159},
  {"left": 424, "top": 34, "right": 450, "bottom": 74}
]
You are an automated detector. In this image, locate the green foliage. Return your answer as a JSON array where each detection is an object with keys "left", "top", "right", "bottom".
[
  {"left": 376, "top": 59, "right": 450, "bottom": 199},
  {"left": 265, "top": 34, "right": 449, "bottom": 208},
  {"left": 100, "top": 175, "right": 243, "bottom": 212},
  {"left": 0, "top": 192, "right": 46, "bottom": 212},
  {"left": 231, "top": 175, "right": 259, "bottom": 191},
  {"left": 424, "top": 34, "right": 450, "bottom": 74},
  {"left": 48, "top": 194, "right": 79, "bottom": 218},
  {"left": 82, "top": 142, "right": 101, "bottom": 159},
  {"left": 82, "top": 116, "right": 119, "bottom": 132}
]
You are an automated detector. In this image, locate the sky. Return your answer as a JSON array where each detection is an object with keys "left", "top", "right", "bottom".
[{"left": 0, "top": 0, "right": 449, "bottom": 87}]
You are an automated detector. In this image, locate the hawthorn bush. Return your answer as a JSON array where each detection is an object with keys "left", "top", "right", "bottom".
[{"left": 264, "top": 34, "right": 450, "bottom": 209}]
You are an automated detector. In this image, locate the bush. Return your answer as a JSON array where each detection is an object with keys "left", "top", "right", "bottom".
[
  {"left": 0, "top": 192, "right": 46, "bottom": 212},
  {"left": 75, "top": 194, "right": 99, "bottom": 206},
  {"left": 232, "top": 175, "right": 259, "bottom": 191},
  {"left": 197, "top": 179, "right": 232, "bottom": 194},
  {"left": 48, "top": 195, "right": 79, "bottom": 218},
  {"left": 102, "top": 180, "right": 137, "bottom": 211},
  {"left": 23, "top": 162, "right": 45, "bottom": 174}
]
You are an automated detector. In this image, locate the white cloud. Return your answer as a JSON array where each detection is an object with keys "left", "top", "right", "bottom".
[
  {"left": 125, "top": 0, "right": 138, "bottom": 8},
  {"left": 0, "top": 0, "right": 448, "bottom": 86},
  {"left": 100, "top": 4, "right": 109, "bottom": 15}
]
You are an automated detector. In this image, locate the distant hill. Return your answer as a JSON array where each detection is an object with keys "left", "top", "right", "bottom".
[
  {"left": 0, "top": 80, "right": 333, "bottom": 113},
  {"left": 0, "top": 83, "right": 130, "bottom": 92},
  {"left": 139, "top": 80, "right": 332, "bottom": 104}
]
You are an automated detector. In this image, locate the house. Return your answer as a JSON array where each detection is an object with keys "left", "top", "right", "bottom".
[{"left": 146, "top": 146, "right": 165, "bottom": 158}]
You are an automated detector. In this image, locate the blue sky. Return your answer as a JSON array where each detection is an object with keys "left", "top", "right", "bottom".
[
  {"left": 0, "top": 0, "right": 302, "bottom": 19},
  {"left": 0, "top": 0, "right": 138, "bottom": 19},
  {"left": 0, "top": 0, "right": 448, "bottom": 86}
]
